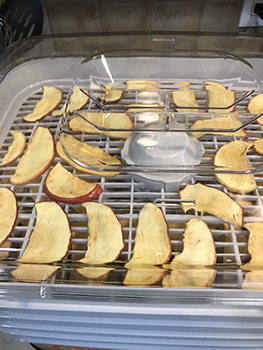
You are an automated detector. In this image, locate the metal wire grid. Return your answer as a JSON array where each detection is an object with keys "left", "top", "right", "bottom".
[{"left": 0, "top": 81, "right": 263, "bottom": 288}]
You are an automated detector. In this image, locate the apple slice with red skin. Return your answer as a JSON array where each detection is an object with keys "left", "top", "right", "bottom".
[
  {"left": 69, "top": 112, "right": 134, "bottom": 139},
  {"left": 123, "top": 267, "right": 167, "bottom": 286},
  {"left": 179, "top": 183, "right": 244, "bottom": 227},
  {"left": 0, "top": 188, "right": 17, "bottom": 246},
  {"left": 168, "top": 218, "right": 216, "bottom": 267},
  {"left": 214, "top": 140, "right": 257, "bottom": 194},
  {"left": 241, "top": 222, "right": 263, "bottom": 270},
  {"left": 162, "top": 267, "right": 216, "bottom": 288},
  {"left": 253, "top": 138, "right": 263, "bottom": 155},
  {"left": 11, "top": 127, "right": 55, "bottom": 185},
  {"left": 78, "top": 202, "right": 124, "bottom": 265},
  {"left": 76, "top": 267, "right": 114, "bottom": 279},
  {"left": 0, "top": 131, "right": 26, "bottom": 168},
  {"left": 205, "top": 82, "right": 235, "bottom": 113},
  {"left": 44, "top": 162, "right": 102, "bottom": 204},
  {"left": 23, "top": 86, "right": 62, "bottom": 122},
  {"left": 52, "top": 86, "right": 89, "bottom": 117},
  {"left": 125, "top": 203, "right": 172, "bottom": 268},
  {"left": 56, "top": 134, "right": 121, "bottom": 177},
  {"left": 190, "top": 113, "right": 247, "bottom": 138},
  {"left": 18, "top": 201, "right": 72, "bottom": 263},
  {"left": 11, "top": 264, "right": 61, "bottom": 282}
]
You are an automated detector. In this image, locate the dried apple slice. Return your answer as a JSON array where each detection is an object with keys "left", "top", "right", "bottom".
[
  {"left": 56, "top": 134, "right": 121, "bottom": 177},
  {"left": 125, "top": 203, "right": 171, "bottom": 268},
  {"left": 0, "top": 188, "right": 17, "bottom": 246},
  {"left": 123, "top": 267, "right": 167, "bottom": 286},
  {"left": 78, "top": 202, "right": 124, "bottom": 264},
  {"left": 52, "top": 86, "right": 89, "bottom": 116},
  {"left": 172, "top": 90, "right": 199, "bottom": 113},
  {"left": 18, "top": 202, "right": 72, "bottom": 263},
  {"left": 206, "top": 84, "right": 235, "bottom": 113},
  {"left": 76, "top": 267, "right": 113, "bottom": 279},
  {"left": 44, "top": 162, "right": 102, "bottom": 204},
  {"left": 214, "top": 140, "right": 257, "bottom": 194},
  {"left": 179, "top": 183, "right": 244, "bottom": 227},
  {"left": 205, "top": 81, "right": 227, "bottom": 91},
  {"left": 169, "top": 218, "right": 216, "bottom": 267},
  {"left": 253, "top": 138, "right": 263, "bottom": 155},
  {"left": 241, "top": 222, "right": 263, "bottom": 269},
  {"left": 247, "top": 93, "right": 263, "bottom": 116},
  {"left": 162, "top": 267, "right": 216, "bottom": 288},
  {"left": 100, "top": 83, "right": 124, "bottom": 104},
  {"left": 126, "top": 80, "right": 159, "bottom": 90},
  {"left": 69, "top": 112, "right": 133, "bottom": 139},
  {"left": 11, "top": 127, "right": 55, "bottom": 185},
  {"left": 242, "top": 270, "right": 263, "bottom": 289},
  {"left": 12, "top": 264, "right": 61, "bottom": 282},
  {"left": 23, "top": 86, "right": 62, "bottom": 122},
  {"left": 0, "top": 131, "right": 26, "bottom": 168},
  {"left": 190, "top": 114, "right": 247, "bottom": 138}
]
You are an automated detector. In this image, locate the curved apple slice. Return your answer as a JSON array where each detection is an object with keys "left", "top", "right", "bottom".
[
  {"left": 76, "top": 267, "right": 113, "bottom": 279},
  {"left": 69, "top": 112, "right": 133, "bottom": 139},
  {"left": 12, "top": 264, "right": 61, "bottom": 282},
  {"left": 126, "top": 80, "right": 159, "bottom": 90},
  {"left": 169, "top": 218, "right": 216, "bottom": 267},
  {"left": 0, "top": 131, "right": 26, "bottom": 168},
  {"left": 23, "top": 86, "right": 62, "bottom": 122},
  {"left": 78, "top": 202, "right": 124, "bottom": 265},
  {"left": 56, "top": 134, "right": 121, "bottom": 177},
  {"left": 179, "top": 183, "right": 244, "bottom": 227},
  {"left": 123, "top": 267, "right": 167, "bottom": 286},
  {"left": 205, "top": 81, "right": 235, "bottom": 112},
  {"left": 18, "top": 202, "right": 72, "bottom": 263},
  {"left": 247, "top": 93, "right": 263, "bottom": 115},
  {"left": 44, "top": 162, "right": 103, "bottom": 204},
  {"left": 205, "top": 81, "right": 227, "bottom": 91},
  {"left": 162, "top": 267, "right": 216, "bottom": 288},
  {"left": 100, "top": 83, "right": 124, "bottom": 104},
  {"left": 214, "top": 140, "right": 257, "bottom": 194},
  {"left": 241, "top": 222, "right": 263, "bottom": 269},
  {"left": 253, "top": 138, "right": 263, "bottom": 155},
  {"left": 11, "top": 127, "right": 55, "bottom": 185},
  {"left": 125, "top": 203, "right": 172, "bottom": 268},
  {"left": 190, "top": 114, "right": 247, "bottom": 138},
  {"left": 172, "top": 90, "right": 199, "bottom": 112},
  {"left": 0, "top": 188, "right": 17, "bottom": 246}
]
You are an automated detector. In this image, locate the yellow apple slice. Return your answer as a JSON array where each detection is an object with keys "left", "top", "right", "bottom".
[
  {"left": 69, "top": 112, "right": 133, "bottom": 139},
  {"left": 214, "top": 140, "right": 257, "bottom": 194},
  {"left": 0, "top": 131, "right": 26, "bottom": 168},
  {"left": 162, "top": 267, "right": 216, "bottom": 288},
  {"left": 123, "top": 267, "right": 167, "bottom": 286},
  {"left": 11, "top": 127, "right": 55, "bottom": 185},
  {"left": 100, "top": 83, "right": 124, "bottom": 104},
  {"left": 0, "top": 188, "right": 17, "bottom": 246},
  {"left": 56, "top": 134, "right": 121, "bottom": 177},
  {"left": 247, "top": 93, "right": 263, "bottom": 116},
  {"left": 23, "top": 86, "right": 62, "bottom": 122},
  {"left": 12, "top": 264, "right": 61, "bottom": 282},
  {"left": 169, "top": 218, "right": 216, "bottom": 267},
  {"left": 242, "top": 270, "right": 263, "bottom": 289},
  {"left": 241, "top": 222, "right": 263, "bottom": 269},
  {"left": 179, "top": 183, "right": 244, "bottom": 227},
  {"left": 78, "top": 202, "right": 124, "bottom": 264},
  {"left": 52, "top": 86, "right": 89, "bottom": 117},
  {"left": 125, "top": 203, "right": 171, "bottom": 268},
  {"left": 76, "top": 267, "right": 113, "bottom": 279},
  {"left": 18, "top": 202, "right": 72, "bottom": 263},
  {"left": 190, "top": 113, "right": 247, "bottom": 138},
  {"left": 205, "top": 81, "right": 227, "bottom": 91},
  {"left": 126, "top": 80, "right": 159, "bottom": 90},
  {"left": 172, "top": 90, "right": 199, "bottom": 112},
  {"left": 253, "top": 138, "right": 263, "bottom": 155},
  {"left": 44, "top": 162, "right": 102, "bottom": 204}
]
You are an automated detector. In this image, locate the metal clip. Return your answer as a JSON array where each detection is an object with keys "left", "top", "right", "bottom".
[{"left": 40, "top": 280, "right": 47, "bottom": 299}]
